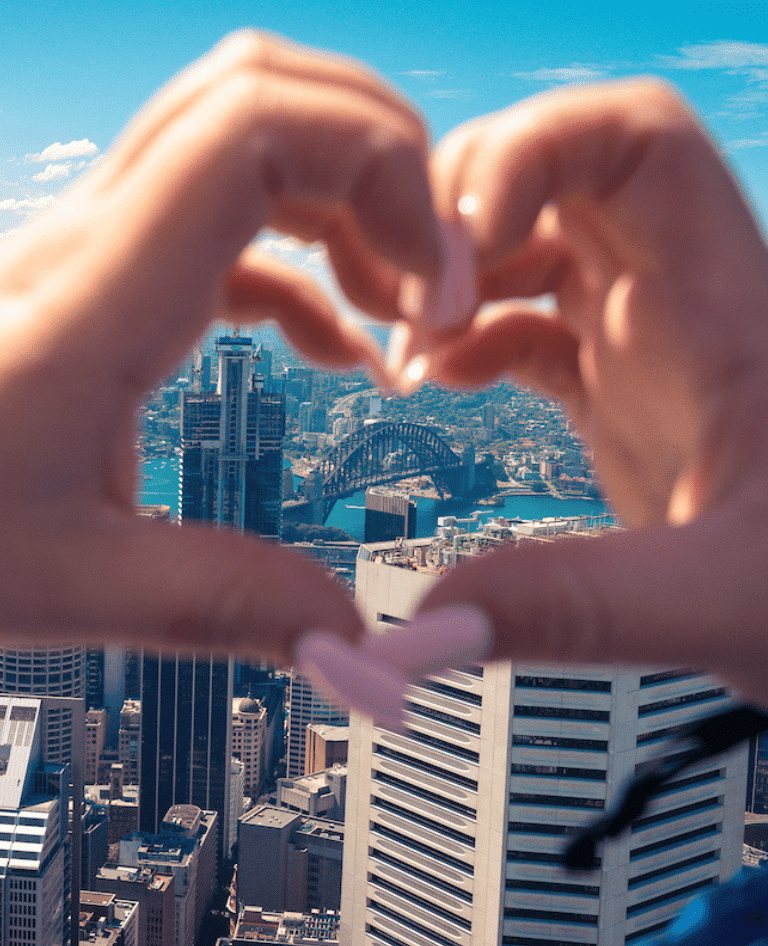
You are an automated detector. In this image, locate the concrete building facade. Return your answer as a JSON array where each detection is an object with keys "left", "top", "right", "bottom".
[
  {"left": 238, "top": 807, "right": 344, "bottom": 914},
  {"left": 93, "top": 864, "right": 175, "bottom": 946},
  {"left": 85, "top": 708, "right": 108, "bottom": 784},
  {"left": 278, "top": 765, "right": 347, "bottom": 822},
  {"left": 232, "top": 695, "right": 268, "bottom": 799},
  {"left": 341, "top": 518, "right": 749, "bottom": 946},
  {"left": 305, "top": 723, "right": 348, "bottom": 776}
]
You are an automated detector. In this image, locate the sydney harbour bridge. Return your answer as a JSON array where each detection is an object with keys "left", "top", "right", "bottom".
[{"left": 283, "top": 421, "right": 475, "bottom": 523}]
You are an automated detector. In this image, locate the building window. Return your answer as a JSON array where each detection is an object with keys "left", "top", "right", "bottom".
[
  {"left": 515, "top": 675, "right": 611, "bottom": 693},
  {"left": 514, "top": 705, "right": 609, "bottom": 722}
]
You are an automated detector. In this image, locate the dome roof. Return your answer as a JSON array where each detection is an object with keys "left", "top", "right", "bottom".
[{"left": 238, "top": 696, "right": 261, "bottom": 714}]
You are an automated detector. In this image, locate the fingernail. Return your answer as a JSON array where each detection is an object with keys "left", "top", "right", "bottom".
[
  {"left": 294, "top": 631, "right": 410, "bottom": 733},
  {"left": 362, "top": 605, "right": 493, "bottom": 676},
  {"left": 421, "top": 219, "right": 477, "bottom": 334}
]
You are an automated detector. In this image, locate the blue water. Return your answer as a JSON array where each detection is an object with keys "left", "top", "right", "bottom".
[{"left": 143, "top": 458, "right": 607, "bottom": 540}]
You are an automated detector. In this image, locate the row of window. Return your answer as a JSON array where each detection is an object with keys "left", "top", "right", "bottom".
[
  {"left": 374, "top": 770, "right": 476, "bottom": 818},
  {"left": 506, "top": 877, "right": 599, "bottom": 897},
  {"left": 514, "top": 705, "right": 609, "bottom": 722},
  {"left": 370, "top": 847, "right": 473, "bottom": 903},
  {"left": 630, "top": 822, "right": 720, "bottom": 861},
  {"left": 405, "top": 701, "right": 481, "bottom": 734},
  {"left": 638, "top": 688, "right": 727, "bottom": 717},
  {"left": 510, "top": 762, "right": 606, "bottom": 781},
  {"left": 369, "top": 899, "right": 459, "bottom": 946},
  {"left": 510, "top": 792, "right": 605, "bottom": 810},
  {"left": 627, "top": 876, "right": 716, "bottom": 917},
  {"left": 419, "top": 679, "right": 483, "bottom": 706},
  {"left": 372, "top": 796, "right": 475, "bottom": 847},
  {"left": 375, "top": 743, "right": 478, "bottom": 790},
  {"left": 405, "top": 726, "right": 480, "bottom": 762},
  {"left": 504, "top": 907, "right": 597, "bottom": 925},
  {"left": 513, "top": 734, "right": 608, "bottom": 752},
  {"left": 372, "top": 823, "right": 473, "bottom": 874},
  {"left": 515, "top": 675, "right": 611, "bottom": 693},
  {"left": 628, "top": 849, "right": 719, "bottom": 889},
  {"left": 631, "top": 796, "right": 721, "bottom": 832},
  {"left": 370, "top": 874, "right": 472, "bottom": 930}
]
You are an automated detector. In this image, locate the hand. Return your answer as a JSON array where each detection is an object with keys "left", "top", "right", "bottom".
[
  {"left": 406, "top": 81, "right": 768, "bottom": 704},
  {"left": 0, "top": 31, "right": 445, "bottom": 663}
]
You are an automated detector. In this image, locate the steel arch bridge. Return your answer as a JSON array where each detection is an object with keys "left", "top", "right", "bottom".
[{"left": 315, "top": 421, "right": 465, "bottom": 518}]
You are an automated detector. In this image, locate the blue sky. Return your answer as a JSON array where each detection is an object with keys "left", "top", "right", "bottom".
[{"left": 3, "top": 0, "right": 768, "bottom": 297}]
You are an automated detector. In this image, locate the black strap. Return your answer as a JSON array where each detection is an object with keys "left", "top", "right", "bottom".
[{"left": 562, "top": 705, "right": 768, "bottom": 872}]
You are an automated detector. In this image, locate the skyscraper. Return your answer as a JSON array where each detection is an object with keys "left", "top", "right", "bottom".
[
  {"left": 180, "top": 333, "right": 285, "bottom": 540},
  {"left": 141, "top": 333, "right": 284, "bottom": 867},
  {"left": 342, "top": 518, "right": 748, "bottom": 946},
  {"left": 139, "top": 651, "right": 233, "bottom": 864}
]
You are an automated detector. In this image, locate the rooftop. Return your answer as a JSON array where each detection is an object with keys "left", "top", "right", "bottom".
[
  {"left": 241, "top": 806, "right": 299, "bottom": 830},
  {"left": 358, "top": 512, "right": 617, "bottom": 574}
]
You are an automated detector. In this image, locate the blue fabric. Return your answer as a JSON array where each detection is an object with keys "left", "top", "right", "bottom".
[{"left": 642, "top": 866, "right": 768, "bottom": 945}]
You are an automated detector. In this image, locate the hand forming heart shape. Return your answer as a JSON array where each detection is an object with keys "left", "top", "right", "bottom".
[{"left": 2, "top": 31, "right": 768, "bottom": 717}]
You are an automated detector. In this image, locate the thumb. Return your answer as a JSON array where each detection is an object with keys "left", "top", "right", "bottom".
[
  {"left": 409, "top": 505, "right": 768, "bottom": 706},
  {"left": 10, "top": 510, "right": 364, "bottom": 665}
]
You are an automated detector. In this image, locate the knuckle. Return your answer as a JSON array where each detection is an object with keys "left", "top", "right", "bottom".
[
  {"left": 632, "top": 79, "right": 690, "bottom": 124},
  {"left": 218, "top": 28, "right": 269, "bottom": 72}
]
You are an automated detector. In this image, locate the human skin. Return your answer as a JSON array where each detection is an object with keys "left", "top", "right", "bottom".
[
  {"left": 407, "top": 80, "right": 768, "bottom": 707},
  {"left": 0, "top": 31, "right": 445, "bottom": 665}
]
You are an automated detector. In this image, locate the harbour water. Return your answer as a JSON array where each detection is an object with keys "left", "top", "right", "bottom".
[{"left": 140, "top": 457, "right": 609, "bottom": 540}]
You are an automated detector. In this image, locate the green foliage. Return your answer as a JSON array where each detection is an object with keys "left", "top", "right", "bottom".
[{"left": 282, "top": 522, "right": 355, "bottom": 544}]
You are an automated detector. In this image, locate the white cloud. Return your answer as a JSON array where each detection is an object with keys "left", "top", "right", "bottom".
[
  {"left": 25, "top": 139, "right": 99, "bottom": 163},
  {"left": 425, "top": 88, "right": 475, "bottom": 100},
  {"left": 32, "top": 162, "right": 72, "bottom": 184},
  {"left": 398, "top": 69, "right": 446, "bottom": 79},
  {"left": 514, "top": 64, "right": 607, "bottom": 84},
  {"left": 728, "top": 132, "right": 768, "bottom": 150},
  {"left": 658, "top": 40, "right": 768, "bottom": 72},
  {"left": 0, "top": 195, "right": 56, "bottom": 213}
]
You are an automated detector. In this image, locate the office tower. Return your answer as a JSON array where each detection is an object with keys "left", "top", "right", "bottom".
[
  {"left": 86, "top": 646, "right": 105, "bottom": 710},
  {"left": 139, "top": 651, "right": 233, "bottom": 864},
  {"left": 119, "top": 805, "right": 218, "bottom": 946},
  {"left": 0, "top": 695, "right": 83, "bottom": 946},
  {"left": 238, "top": 807, "right": 343, "bottom": 913},
  {"left": 364, "top": 488, "right": 416, "bottom": 544},
  {"left": 180, "top": 333, "right": 285, "bottom": 540},
  {"left": 342, "top": 518, "right": 748, "bottom": 946},
  {"left": 81, "top": 803, "right": 109, "bottom": 889},
  {"left": 85, "top": 708, "right": 108, "bottom": 783},
  {"left": 118, "top": 700, "right": 140, "bottom": 785},
  {"left": 0, "top": 645, "right": 86, "bottom": 700},
  {"left": 142, "top": 333, "right": 283, "bottom": 869},
  {"left": 287, "top": 674, "right": 348, "bottom": 780},
  {"left": 93, "top": 865, "right": 175, "bottom": 946}
]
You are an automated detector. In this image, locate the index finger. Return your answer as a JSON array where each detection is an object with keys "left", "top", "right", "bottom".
[
  {"left": 431, "top": 80, "right": 766, "bottom": 283},
  {"left": 29, "top": 32, "right": 444, "bottom": 389}
]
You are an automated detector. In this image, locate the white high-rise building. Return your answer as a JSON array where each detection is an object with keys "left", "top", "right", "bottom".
[
  {"left": 342, "top": 517, "right": 748, "bottom": 946},
  {"left": 287, "top": 674, "right": 348, "bottom": 780},
  {"left": 0, "top": 695, "right": 80, "bottom": 946}
]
